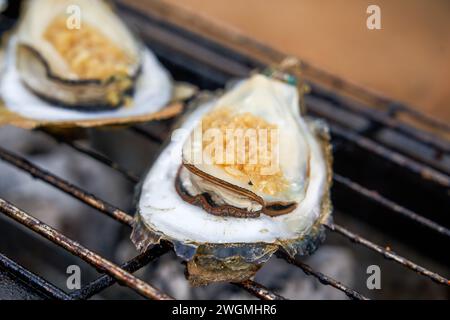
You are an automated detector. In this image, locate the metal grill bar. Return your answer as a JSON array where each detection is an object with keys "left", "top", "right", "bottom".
[
  {"left": 71, "top": 242, "right": 286, "bottom": 300},
  {"left": 71, "top": 245, "right": 171, "bottom": 300},
  {"left": 0, "top": 146, "right": 134, "bottom": 226},
  {"left": 0, "top": 198, "right": 173, "bottom": 300},
  {"left": 329, "top": 124, "right": 450, "bottom": 188},
  {"left": 393, "top": 103, "right": 450, "bottom": 133},
  {"left": 234, "top": 281, "right": 286, "bottom": 300},
  {"left": 304, "top": 89, "right": 447, "bottom": 182},
  {"left": 333, "top": 174, "right": 450, "bottom": 237},
  {"left": 277, "top": 252, "right": 369, "bottom": 300},
  {"left": 327, "top": 224, "right": 449, "bottom": 285},
  {"left": 309, "top": 85, "right": 450, "bottom": 154},
  {"left": 0, "top": 253, "right": 72, "bottom": 300}
]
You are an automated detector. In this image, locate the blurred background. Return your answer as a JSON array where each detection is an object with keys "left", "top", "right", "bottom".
[{"left": 164, "top": 0, "right": 450, "bottom": 122}]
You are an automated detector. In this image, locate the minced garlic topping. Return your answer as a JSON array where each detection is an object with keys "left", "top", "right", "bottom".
[
  {"left": 201, "top": 108, "right": 288, "bottom": 196},
  {"left": 44, "top": 17, "right": 134, "bottom": 81}
]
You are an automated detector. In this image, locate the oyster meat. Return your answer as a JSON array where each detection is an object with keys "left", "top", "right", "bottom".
[{"left": 132, "top": 74, "right": 333, "bottom": 285}]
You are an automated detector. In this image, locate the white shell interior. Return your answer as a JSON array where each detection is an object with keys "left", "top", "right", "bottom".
[
  {"left": 0, "top": 37, "right": 172, "bottom": 121},
  {"left": 138, "top": 75, "right": 328, "bottom": 244}
]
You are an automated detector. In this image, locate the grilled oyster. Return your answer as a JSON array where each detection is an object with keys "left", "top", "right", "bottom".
[
  {"left": 0, "top": 0, "right": 175, "bottom": 128},
  {"left": 16, "top": 0, "right": 142, "bottom": 110},
  {"left": 132, "top": 75, "right": 333, "bottom": 285}
]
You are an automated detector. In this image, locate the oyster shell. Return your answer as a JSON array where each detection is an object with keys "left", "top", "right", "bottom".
[
  {"left": 0, "top": 0, "right": 176, "bottom": 128},
  {"left": 132, "top": 75, "right": 333, "bottom": 285},
  {"left": 16, "top": 0, "right": 142, "bottom": 110}
]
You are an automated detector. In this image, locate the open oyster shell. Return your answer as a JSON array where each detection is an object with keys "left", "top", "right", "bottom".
[
  {"left": 132, "top": 75, "right": 333, "bottom": 286},
  {"left": 0, "top": 0, "right": 180, "bottom": 129},
  {"left": 16, "top": 0, "right": 142, "bottom": 110}
]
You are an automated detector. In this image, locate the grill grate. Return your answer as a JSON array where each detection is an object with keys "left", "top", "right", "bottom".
[
  {"left": 0, "top": 1, "right": 449, "bottom": 300},
  {"left": 0, "top": 148, "right": 367, "bottom": 300}
]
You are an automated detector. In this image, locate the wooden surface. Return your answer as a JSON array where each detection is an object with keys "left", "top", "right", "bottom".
[{"left": 161, "top": 0, "right": 450, "bottom": 122}]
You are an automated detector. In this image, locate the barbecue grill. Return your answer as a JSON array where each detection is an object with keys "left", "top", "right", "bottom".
[{"left": 0, "top": 0, "right": 449, "bottom": 300}]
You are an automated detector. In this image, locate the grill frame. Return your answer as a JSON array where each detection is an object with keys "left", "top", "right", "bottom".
[{"left": 0, "top": 0, "right": 449, "bottom": 300}]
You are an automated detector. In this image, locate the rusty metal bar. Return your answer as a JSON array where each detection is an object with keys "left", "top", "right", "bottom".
[
  {"left": 234, "top": 280, "right": 286, "bottom": 300},
  {"left": 0, "top": 146, "right": 133, "bottom": 226},
  {"left": 71, "top": 244, "right": 171, "bottom": 300},
  {"left": 72, "top": 241, "right": 287, "bottom": 300},
  {"left": 334, "top": 174, "right": 450, "bottom": 237},
  {"left": 42, "top": 130, "right": 140, "bottom": 184},
  {"left": 277, "top": 252, "right": 369, "bottom": 300},
  {"left": 330, "top": 124, "right": 450, "bottom": 188},
  {"left": 0, "top": 253, "right": 72, "bottom": 300},
  {"left": 0, "top": 198, "right": 174, "bottom": 300},
  {"left": 327, "top": 223, "right": 450, "bottom": 286}
]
